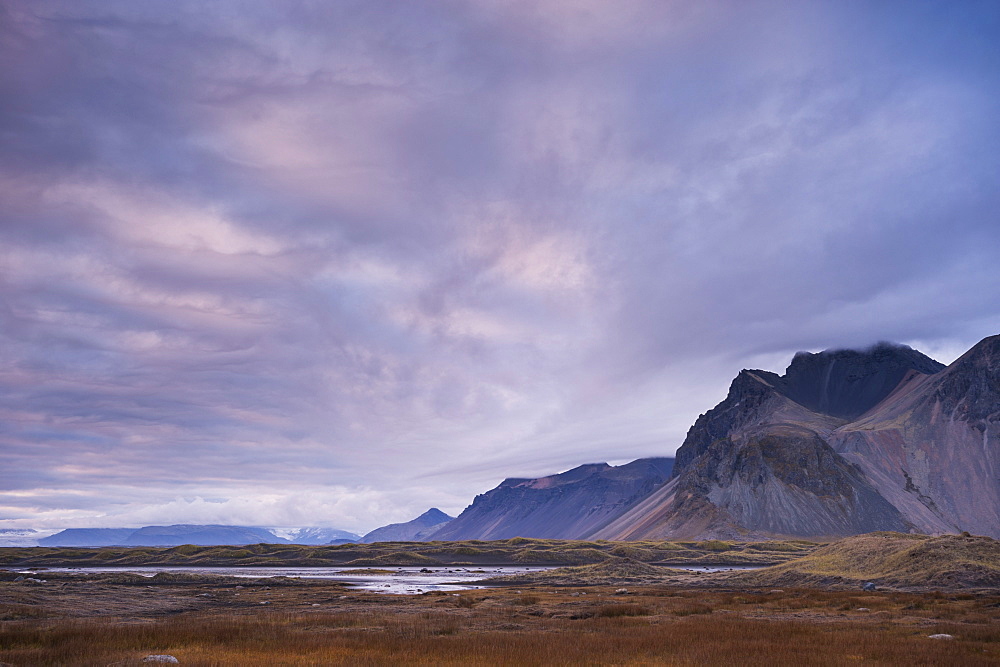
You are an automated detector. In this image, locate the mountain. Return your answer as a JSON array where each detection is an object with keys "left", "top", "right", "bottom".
[
  {"left": 39, "top": 525, "right": 288, "bottom": 547},
  {"left": 39, "top": 528, "right": 137, "bottom": 547},
  {"left": 360, "top": 508, "right": 454, "bottom": 543},
  {"left": 428, "top": 458, "right": 674, "bottom": 541},
  {"left": 592, "top": 338, "right": 999, "bottom": 540},
  {"left": 772, "top": 342, "right": 945, "bottom": 420},
  {"left": 274, "top": 528, "right": 361, "bottom": 545},
  {"left": 122, "top": 525, "right": 287, "bottom": 546},
  {"left": 830, "top": 335, "right": 1000, "bottom": 538}
]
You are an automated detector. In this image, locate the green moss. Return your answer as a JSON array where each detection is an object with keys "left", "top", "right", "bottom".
[
  {"left": 167, "top": 544, "right": 204, "bottom": 556},
  {"left": 609, "top": 545, "right": 656, "bottom": 561}
]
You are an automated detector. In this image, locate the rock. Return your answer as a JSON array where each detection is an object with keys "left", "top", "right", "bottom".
[
  {"left": 862, "top": 582, "right": 877, "bottom": 591},
  {"left": 142, "top": 656, "right": 180, "bottom": 663},
  {"left": 928, "top": 634, "right": 954, "bottom": 640},
  {"left": 857, "top": 608, "right": 870, "bottom": 612}
]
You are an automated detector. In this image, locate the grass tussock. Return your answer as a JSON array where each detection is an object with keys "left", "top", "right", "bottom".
[{"left": 740, "top": 532, "right": 1000, "bottom": 590}]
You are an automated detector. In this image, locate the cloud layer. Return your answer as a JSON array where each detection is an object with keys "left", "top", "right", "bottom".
[{"left": 2, "top": 1, "right": 999, "bottom": 532}]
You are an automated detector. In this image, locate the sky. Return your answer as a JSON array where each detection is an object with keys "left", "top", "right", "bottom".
[{"left": 2, "top": 0, "right": 999, "bottom": 535}]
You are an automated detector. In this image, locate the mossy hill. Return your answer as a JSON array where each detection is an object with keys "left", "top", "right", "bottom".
[
  {"left": 733, "top": 532, "right": 1000, "bottom": 591},
  {"left": 0, "top": 537, "right": 815, "bottom": 569}
]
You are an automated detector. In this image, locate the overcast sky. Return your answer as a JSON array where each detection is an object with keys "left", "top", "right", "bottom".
[{"left": 2, "top": 0, "right": 999, "bottom": 534}]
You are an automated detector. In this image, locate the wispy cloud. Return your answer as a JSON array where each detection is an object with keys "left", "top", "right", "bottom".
[{"left": 2, "top": 0, "right": 999, "bottom": 532}]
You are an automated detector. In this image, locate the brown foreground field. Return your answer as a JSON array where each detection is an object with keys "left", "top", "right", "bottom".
[
  {"left": 1, "top": 572, "right": 998, "bottom": 665},
  {"left": 2, "top": 534, "right": 998, "bottom": 665}
]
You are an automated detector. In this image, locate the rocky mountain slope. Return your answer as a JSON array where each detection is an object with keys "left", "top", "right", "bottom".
[
  {"left": 592, "top": 337, "right": 999, "bottom": 541},
  {"left": 429, "top": 458, "right": 674, "bottom": 540},
  {"left": 830, "top": 335, "right": 1000, "bottom": 538},
  {"left": 360, "top": 508, "right": 454, "bottom": 543}
]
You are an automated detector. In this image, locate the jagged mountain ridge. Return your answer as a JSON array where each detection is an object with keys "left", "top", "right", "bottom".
[
  {"left": 429, "top": 458, "right": 674, "bottom": 541},
  {"left": 593, "top": 337, "right": 999, "bottom": 541}
]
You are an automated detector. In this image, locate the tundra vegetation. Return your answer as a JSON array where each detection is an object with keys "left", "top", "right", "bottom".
[
  {"left": 1, "top": 533, "right": 997, "bottom": 665},
  {"left": 0, "top": 537, "right": 816, "bottom": 569}
]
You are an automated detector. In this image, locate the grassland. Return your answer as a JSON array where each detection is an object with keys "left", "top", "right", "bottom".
[
  {"left": 2, "top": 534, "right": 998, "bottom": 664},
  {"left": 0, "top": 572, "right": 997, "bottom": 665},
  {"left": 736, "top": 532, "right": 1000, "bottom": 591},
  {"left": 0, "top": 537, "right": 818, "bottom": 569},
  {"left": 486, "top": 533, "right": 1000, "bottom": 593}
]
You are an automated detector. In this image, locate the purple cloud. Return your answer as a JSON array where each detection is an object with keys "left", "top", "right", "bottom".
[{"left": 1, "top": 0, "right": 999, "bottom": 532}]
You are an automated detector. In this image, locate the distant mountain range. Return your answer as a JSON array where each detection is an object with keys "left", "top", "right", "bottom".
[
  {"left": 270, "top": 527, "right": 361, "bottom": 545},
  {"left": 431, "top": 335, "right": 1000, "bottom": 541},
  {"left": 36, "top": 524, "right": 361, "bottom": 547}
]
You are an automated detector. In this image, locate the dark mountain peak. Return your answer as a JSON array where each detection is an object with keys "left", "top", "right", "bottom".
[
  {"left": 779, "top": 342, "right": 944, "bottom": 419},
  {"left": 360, "top": 508, "right": 454, "bottom": 543},
  {"left": 673, "top": 343, "right": 944, "bottom": 477},
  {"left": 787, "top": 342, "right": 944, "bottom": 376},
  {"left": 672, "top": 369, "right": 788, "bottom": 473},
  {"left": 414, "top": 508, "right": 453, "bottom": 526}
]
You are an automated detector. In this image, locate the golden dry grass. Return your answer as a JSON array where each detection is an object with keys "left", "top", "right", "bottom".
[
  {"left": 1, "top": 578, "right": 998, "bottom": 666},
  {"left": 2, "top": 604, "right": 998, "bottom": 666}
]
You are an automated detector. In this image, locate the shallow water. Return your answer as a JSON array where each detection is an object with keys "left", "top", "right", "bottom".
[
  {"left": 13, "top": 565, "right": 553, "bottom": 594},
  {"left": 13, "top": 563, "right": 763, "bottom": 594}
]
